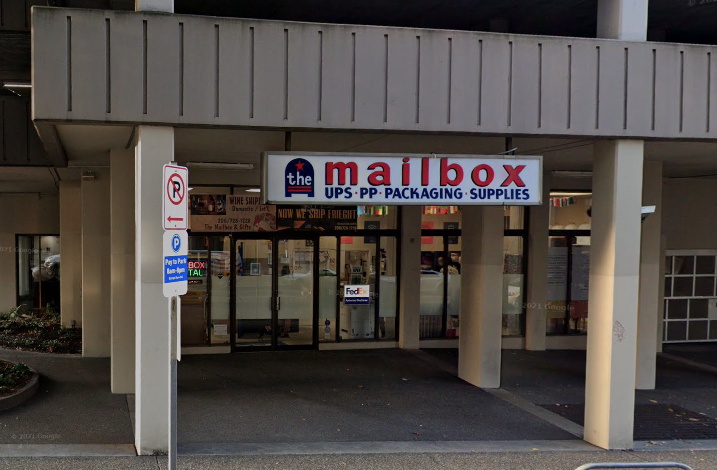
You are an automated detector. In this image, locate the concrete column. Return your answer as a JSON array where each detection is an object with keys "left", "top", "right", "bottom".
[
  {"left": 597, "top": 0, "right": 648, "bottom": 41},
  {"left": 135, "top": 0, "right": 173, "bottom": 12},
  {"left": 525, "top": 176, "right": 551, "bottom": 351},
  {"left": 458, "top": 206, "right": 504, "bottom": 388},
  {"left": 81, "top": 168, "right": 111, "bottom": 357},
  {"left": 584, "top": 140, "right": 644, "bottom": 450},
  {"left": 60, "top": 181, "right": 82, "bottom": 329},
  {"left": 111, "top": 150, "right": 136, "bottom": 394},
  {"left": 135, "top": 126, "right": 173, "bottom": 454},
  {"left": 398, "top": 206, "right": 421, "bottom": 349},
  {"left": 636, "top": 161, "right": 663, "bottom": 390}
]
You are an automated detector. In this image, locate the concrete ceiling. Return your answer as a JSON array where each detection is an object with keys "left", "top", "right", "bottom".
[
  {"left": 0, "top": 167, "right": 61, "bottom": 194},
  {"left": 6, "top": 125, "right": 717, "bottom": 193}
]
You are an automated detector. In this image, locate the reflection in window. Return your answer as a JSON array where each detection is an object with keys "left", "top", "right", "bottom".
[{"left": 16, "top": 235, "right": 61, "bottom": 314}]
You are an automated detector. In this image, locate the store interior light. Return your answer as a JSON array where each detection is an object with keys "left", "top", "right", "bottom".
[
  {"left": 3, "top": 82, "right": 31, "bottom": 88},
  {"left": 185, "top": 162, "right": 254, "bottom": 171},
  {"left": 550, "top": 192, "right": 592, "bottom": 197},
  {"left": 245, "top": 188, "right": 261, "bottom": 192}
]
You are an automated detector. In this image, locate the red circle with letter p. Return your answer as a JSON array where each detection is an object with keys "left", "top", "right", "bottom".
[{"left": 167, "top": 173, "right": 185, "bottom": 206}]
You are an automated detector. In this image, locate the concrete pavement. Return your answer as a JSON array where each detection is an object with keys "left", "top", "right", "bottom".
[{"left": 0, "top": 450, "right": 716, "bottom": 470}]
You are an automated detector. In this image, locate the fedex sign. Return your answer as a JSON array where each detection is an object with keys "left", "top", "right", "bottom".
[
  {"left": 262, "top": 152, "right": 542, "bottom": 206},
  {"left": 344, "top": 285, "right": 370, "bottom": 305}
]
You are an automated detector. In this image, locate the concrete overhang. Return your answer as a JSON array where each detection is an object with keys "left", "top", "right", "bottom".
[
  {"left": 27, "top": 7, "right": 717, "bottom": 179},
  {"left": 31, "top": 8, "right": 717, "bottom": 160}
]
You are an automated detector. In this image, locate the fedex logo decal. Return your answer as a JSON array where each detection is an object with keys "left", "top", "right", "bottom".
[{"left": 344, "top": 285, "right": 370, "bottom": 305}]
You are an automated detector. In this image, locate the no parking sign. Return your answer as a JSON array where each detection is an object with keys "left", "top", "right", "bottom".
[{"left": 163, "top": 164, "right": 188, "bottom": 230}]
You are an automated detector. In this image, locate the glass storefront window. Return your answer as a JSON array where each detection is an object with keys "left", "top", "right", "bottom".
[
  {"left": 419, "top": 233, "right": 462, "bottom": 339},
  {"left": 318, "top": 237, "right": 338, "bottom": 342},
  {"left": 357, "top": 206, "right": 396, "bottom": 230},
  {"left": 419, "top": 205, "right": 528, "bottom": 339},
  {"left": 339, "top": 236, "right": 376, "bottom": 340},
  {"left": 545, "top": 235, "right": 591, "bottom": 335},
  {"left": 420, "top": 235, "right": 444, "bottom": 339},
  {"left": 16, "top": 235, "right": 61, "bottom": 314},
  {"left": 379, "top": 236, "right": 398, "bottom": 340},
  {"left": 235, "top": 238, "right": 273, "bottom": 348},
  {"left": 504, "top": 206, "right": 525, "bottom": 230},
  {"left": 277, "top": 239, "right": 315, "bottom": 346},
  {"left": 549, "top": 192, "right": 592, "bottom": 231},
  {"left": 210, "top": 237, "right": 232, "bottom": 345},
  {"left": 180, "top": 235, "right": 231, "bottom": 347},
  {"left": 421, "top": 206, "right": 461, "bottom": 231},
  {"left": 502, "top": 236, "right": 524, "bottom": 336}
]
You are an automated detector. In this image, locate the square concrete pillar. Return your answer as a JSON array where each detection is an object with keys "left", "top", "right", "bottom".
[
  {"left": 584, "top": 140, "right": 644, "bottom": 450},
  {"left": 135, "top": 126, "right": 173, "bottom": 455},
  {"left": 111, "top": 149, "right": 136, "bottom": 394},
  {"left": 60, "top": 181, "right": 82, "bottom": 329},
  {"left": 525, "top": 176, "right": 551, "bottom": 351},
  {"left": 458, "top": 205, "right": 504, "bottom": 388},
  {"left": 81, "top": 168, "right": 111, "bottom": 357},
  {"left": 597, "top": 0, "right": 648, "bottom": 41},
  {"left": 398, "top": 206, "right": 421, "bottom": 349},
  {"left": 636, "top": 161, "right": 663, "bottom": 390}
]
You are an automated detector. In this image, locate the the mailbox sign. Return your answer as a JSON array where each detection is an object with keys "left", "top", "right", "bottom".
[{"left": 263, "top": 152, "right": 542, "bottom": 206}]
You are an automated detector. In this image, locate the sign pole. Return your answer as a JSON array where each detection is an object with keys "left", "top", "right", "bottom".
[
  {"left": 168, "top": 296, "right": 177, "bottom": 470},
  {"left": 162, "top": 163, "right": 188, "bottom": 470}
]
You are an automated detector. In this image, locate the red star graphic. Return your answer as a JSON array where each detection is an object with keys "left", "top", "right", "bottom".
[{"left": 295, "top": 161, "right": 305, "bottom": 171}]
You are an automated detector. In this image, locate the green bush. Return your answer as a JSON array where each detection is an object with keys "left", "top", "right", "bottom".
[
  {"left": 0, "top": 362, "right": 31, "bottom": 391},
  {"left": 0, "top": 306, "right": 81, "bottom": 354}
]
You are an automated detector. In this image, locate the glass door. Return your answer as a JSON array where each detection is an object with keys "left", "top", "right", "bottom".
[
  {"left": 276, "top": 238, "right": 315, "bottom": 347},
  {"left": 339, "top": 236, "right": 377, "bottom": 340},
  {"left": 235, "top": 238, "right": 273, "bottom": 348}
]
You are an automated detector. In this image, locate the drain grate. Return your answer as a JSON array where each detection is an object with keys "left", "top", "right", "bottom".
[{"left": 539, "top": 403, "right": 717, "bottom": 440}]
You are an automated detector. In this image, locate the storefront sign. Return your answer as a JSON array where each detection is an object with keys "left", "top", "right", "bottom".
[
  {"left": 187, "top": 260, "right": 206, "bottom": 277},
  {"left": 190, "top": 194, "right": 276, "bottom": 232},
  {"left": 344, "top": 285, "right": 370, "bottom": 305},
  {"left": 262, "top": 152, "right": 542, "bottom": 206},
  {"left": 276, "top": 205, "right": 357, "bottom": 231}
]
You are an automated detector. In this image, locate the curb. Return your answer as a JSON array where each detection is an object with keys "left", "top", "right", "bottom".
[{"left": 0, "top": 369, "right": 39, "bottom": 412}]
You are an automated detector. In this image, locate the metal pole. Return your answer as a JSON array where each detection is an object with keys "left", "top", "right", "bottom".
[{"left": 168, "top": 295, "right": 178, "bottom": 470}]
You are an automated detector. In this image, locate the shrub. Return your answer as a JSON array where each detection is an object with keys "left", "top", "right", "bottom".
[{"left": 0, "top": 362, "right": 32, "bottom": 392}]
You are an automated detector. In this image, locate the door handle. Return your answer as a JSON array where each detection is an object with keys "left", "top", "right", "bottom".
[{"left": 277, "top": 296, "right": 281, "bottom": 310}]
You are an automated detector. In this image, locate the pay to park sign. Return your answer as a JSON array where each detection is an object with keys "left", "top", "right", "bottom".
[
  {"left": 162, "top": 164, "right": 189, "bottom": 298},
  {"left": 262, "top": 152, "right": 542, "bottom": 206}
]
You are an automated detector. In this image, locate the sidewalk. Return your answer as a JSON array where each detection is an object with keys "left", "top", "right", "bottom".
[
  {"left": 0, "top": 349, "right": 134, "bottom": 445},
  {"left": 0, "top": 449, "right": 717, "bottom": 470}
]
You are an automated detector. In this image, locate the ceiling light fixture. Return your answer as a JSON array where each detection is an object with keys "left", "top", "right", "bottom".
[
  {"left": 3, "top": 82, "right": 31, "bottom": 89},
  {"left": 551, "top": 170, "right": 593, "bottom": 179},
  {"left": 245, "top": 188, "right": 261, "bottom": 193},
  {"left": 185, "top": 162, "right": 254, "bottom": 171}
]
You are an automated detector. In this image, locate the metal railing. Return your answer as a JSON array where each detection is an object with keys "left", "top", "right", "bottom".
[{"left": 575, "top": 463, "right": 694, "bottom": 470}]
